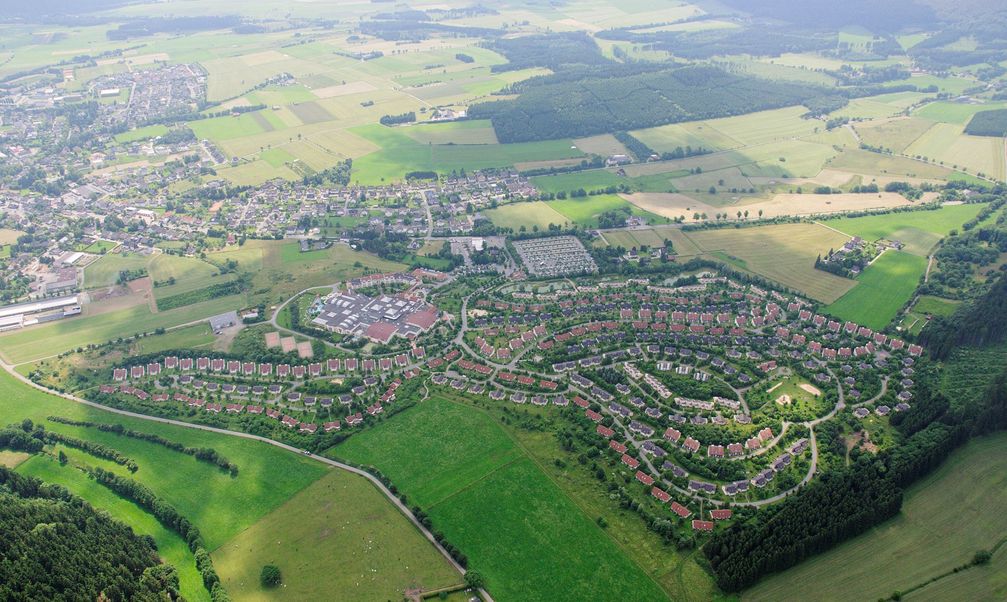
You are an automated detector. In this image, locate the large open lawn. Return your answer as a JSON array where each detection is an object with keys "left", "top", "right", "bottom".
[
  {"left": 744, "top": 432, "right": 1007, "bottom": 601},
  {"left": 822, "top": 203, "right": 985, "bottom": 256},
  {"left": 682, "top": 223, "right": 856, "bottom": 303},
  {"left": 482, "top": 201, "right": 570, "bottom": 231},
  {"left": 332, "top": 397, "right": 668, "bottom": 602},
  {"left": 350, "top": 125, "right": 584, "bottom": 185},
  {"left": 530, "top": 170, "right": 626, "bottom": 195},
  {"left": 213, "top": 471, "right": 461, "bottom": 602},
  {"left": 546, "top": 194, "right": 662, "bottom": 228},
  {"left": 824, "top": 251, "right": 927, "bottom": 329}
]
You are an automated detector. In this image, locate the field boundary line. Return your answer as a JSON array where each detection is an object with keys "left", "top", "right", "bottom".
[
  {"left": 424, "top": 454, "right": 524, "bottom": 511},
  {"left": 440, "top": 395, "right": 673, "bottom": 599}
]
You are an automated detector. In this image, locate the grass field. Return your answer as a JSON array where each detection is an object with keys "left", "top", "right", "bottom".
[
  {"left": 213, "top": 471, "right": 461, "bottom": 602},
  {"left": 350, "top": 125, "right": 584, "bottom": 185},
  {"left": 601, "top": 226, "right": 704, "bottom": 256},
  {"left": 132, "top": 323, "right": 215, "bottom": 355},
  {"left": 0, "top": 228, "right": 24, "bottom": 245},
  {"left": 682, "top": 223, "right": 856, "bottom": 303},
  {"left": 822, "top": 203, "right": 985, "bottom": 256},
  {"left": 332, "top": 397, "right": 668, "bottom": 602},
  {"left": 826, "top": 148, "right": 953, "bottom": 180},
  {"left": 545, "top": 194, "right": 662, "bottom": 228},
  {"left": 482, "top": 202, "right": 570, "bottom": 231},
  {"left": 744, "top": 432, "right": 1007, "bottom": 601},
  {"left": 824, "top": 251, "right": 927, "bottom": 329},
  {"left": 915, "top": 101, "right": 1007, "bottom": 125},
  {"left": 900, "top": 295, "right": 960, "bottom": 335},
  {"left": 854, "top": 117, "right": 936, "bottom": 154},
  {"left": 905, "top": 122, "right": 1006, "bottom": 181},
  {"left": 0, "top": 294, "right": 245, "bottom": 364},
  {"left": 0, "top": 370, "right": 328, "bottom": 601},
  {"left": 530, "top": 170, "right": 625, "bottom": 194}
]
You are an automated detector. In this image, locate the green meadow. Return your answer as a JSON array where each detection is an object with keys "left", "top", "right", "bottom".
[
  {"left": 333, "top": 397, "right": 668, "bottom": 602},
  {"left": 825, "top": 251, "right": 927, "bottom": 329},
  {"left": 822, "top": 204, "right": 985, "bottom": 256},
  {"left": 349, "top": 125, "right": 584, "bottom": 185}
]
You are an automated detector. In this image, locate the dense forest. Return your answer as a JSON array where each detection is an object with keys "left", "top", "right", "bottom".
[
  {"left": 716, "top": 0, "right": 937, "bottom": 30},
  {"left": 484, "top": 32, "right": 611, "bottom": 72},
  {"left": 470, "top": 65, "right": 834, "bottom": 142},
  {"left": 965, "top": 108, "right": 1007, "bottom": 137},
  {"left": 921, "top": 272, "right": 1007, "bottom": 359},
  {"left": 0, "top": 467, "right": 177, "bottom": 601}
]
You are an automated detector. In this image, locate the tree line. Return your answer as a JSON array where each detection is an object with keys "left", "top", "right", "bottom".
[
  {"left": 90, "top": 467, "right": 231, "bottom": 602},
  {"left": 48, "top": 416, "right": 238, "bottom": 475}
]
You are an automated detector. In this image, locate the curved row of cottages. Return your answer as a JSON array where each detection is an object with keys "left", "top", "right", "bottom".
[
  {"left": 111, "top": 350, "right": 427, "bottom": 382},
  {"left": 101, "top": 376, "right": 406, "bottom": 435}
]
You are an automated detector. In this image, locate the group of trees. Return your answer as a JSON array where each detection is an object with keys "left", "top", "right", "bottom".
[
  {"left": 921, "top": 272, "right": 1007, "bottom": 359},
  {"left": 379, "top": 112, "right": 416, "bottom": 126},
  {"left": 485, "top": 32, "right": 609, "bottom": 72},
  {"left": 964, "top": 109, "right": 1007, "bottom": 137},
  {"left": 0, "top": 466, "right": 177, "bottom": 601}
]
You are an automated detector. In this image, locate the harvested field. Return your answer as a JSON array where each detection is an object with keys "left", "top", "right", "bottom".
[
  {"left": 289, "top": 101, "right": 334, "bottom": 124},
  {"left": 312, "top": 81, "right": 378, "bottom": 98},
  {"left": 683, "top": 223, "right": 856, "bottom": 303},
  {"left": 622, "top": 191, "right": 914, "bottom": 222}
]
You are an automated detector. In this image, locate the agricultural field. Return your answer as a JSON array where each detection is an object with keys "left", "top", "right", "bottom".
[
  {"left": 599, "top": 226, "right": 703, "bottom": 257},
  {"left": 207, "top": 240, "right": 404, "bottom": 307},
  {"left": 0, "top": 228, "right": 24, "bottom": 245},
  {"left": 546, "top": 194, "right": 663, "bottom": 228},
  {"left": 0, "top": 294, "right": 245, "bottom": 365},
  {"left": 904, "top": 123, "right": 1006, "bottom": 181},
  {"left": 333, "top": 397, "right": 668, "bottom": 602},
  {"left": 132, "top": 323, "right": 215, "bottom": 355},
  {"left": 824, "top": 251, "right": 928, "bottom": 330},
  {"left": 679, "top": 223, "right": 856, "bottom": 303},
  {"left": 482, "top": 202, "right": 570, "bottom": 231},
  {"left": 853, "top": 117, "right": 937, "bottom": 154},
  {"left": 213, "top": 471, "right": 461, "bottom": 602},
  {"left": 899, "top": 295, "right": 960, "bottom": 336},
  {"left": 822, "top": 203, "right": 986, "bottom": 256},
  {"left": 744, "top": 432, "right": 1007, "bottom": 602},
  {"left": 914, "top": 101, "right": 1007, "bottom": 125},
  {"left": 530, "top": 170, "right": 626, "bottom": 195},
  {"left": 349, "top": 125, "right": 584, "bottom": 185}
]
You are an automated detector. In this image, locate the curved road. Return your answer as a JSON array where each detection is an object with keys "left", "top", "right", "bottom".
[{"left": 0, "top": 360, "right": 492, "bottom": 602}]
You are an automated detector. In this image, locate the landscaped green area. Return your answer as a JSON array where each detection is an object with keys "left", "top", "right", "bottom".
[
  {"left": 825, "top": 251, "right": 928, "bottom": 330},
  {"left": 822, "top": 204, "right": 986, "bottom": 256},
  {"left": 213, "top": 471, "right": 462, "bottom": 602},
  {"left": 333, "top": 397, "right": 668, "bottom": 602},
  {"left": 744, "top": 432, "right": 1007, "bottom": 602}
]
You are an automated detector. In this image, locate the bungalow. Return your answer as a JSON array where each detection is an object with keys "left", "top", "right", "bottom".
[
  {"left": 692, "top": 520, "right": 715, "bottom": 532},
  {"left": 621, "top": 454, "right": 640, "bottom": 469},
  {"left": 651, "top": 487, "right": 671, "bottom": 503},
  {"left": 710, "top": 509, "right": 733, "bottom": 521},
  {"left": 635, "top": 471, "right": 655, "bottom": 486},
  {"left": 324, "top": 421, "right": 341, "bottom": 432},
  {"left": 671, "top": 502, "right": 692, "bottom": 518},
  {"left": 609, "top": 440, "right": 628, "bottom": 454}
]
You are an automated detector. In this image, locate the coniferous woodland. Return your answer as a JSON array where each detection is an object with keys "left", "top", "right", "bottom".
[{"left": 0, "top": 466, "right": 178, "bottom": 601}]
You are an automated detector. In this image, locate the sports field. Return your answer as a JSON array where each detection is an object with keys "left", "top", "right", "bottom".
[
  {"left": 822, "top": 203, "right": 985, "bottom": 256},
  {"left": 824, "top": 251, "right": 927, "bottom": 329},
  {"left": 213, "top": 471, "right": 461, "bottom": 602},
  {"left": 333, "top": 397, "right": 668, "bottom": 602},
  {"left": 685, "top": 223, "right": 855, "bottom": 303},
  {"left": 744, "top": 432, "right": 1007, "bottom": 602}
]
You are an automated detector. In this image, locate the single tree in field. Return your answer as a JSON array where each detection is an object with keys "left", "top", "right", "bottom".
[
  {"left": 260, "top": 565, "right": 281, "bottom": 588},
  {"left": 464, "top": 570, "right": 485, "bottom": 590}
]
